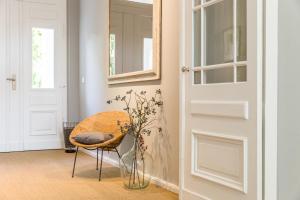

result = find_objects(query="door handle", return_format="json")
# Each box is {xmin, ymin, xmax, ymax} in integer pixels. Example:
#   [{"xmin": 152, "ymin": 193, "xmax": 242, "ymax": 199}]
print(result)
[
  {"xmin": 6, "ymin": 78, "xmax": 16, "ymax": 81},
  {"xmin": 6, "ymin": 74, "xmax": 16, "ymax": 90},
  {"xmin": 181, "ymin": 66, "xmax": 190, "ymax": 72}
]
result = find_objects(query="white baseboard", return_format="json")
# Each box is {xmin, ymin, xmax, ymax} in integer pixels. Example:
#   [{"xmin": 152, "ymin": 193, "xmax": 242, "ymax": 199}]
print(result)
[
  {"xmin": 80, "ymin": 148, "xmax": 179, "ymax": 194},
  {"xmin": 151, "ymin": 176, "xmax": 179, "ymax": 194}
]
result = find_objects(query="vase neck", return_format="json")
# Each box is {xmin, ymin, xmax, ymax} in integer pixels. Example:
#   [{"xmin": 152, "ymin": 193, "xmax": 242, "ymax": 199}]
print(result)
[{"xmin": 131, "ymin": 137, "xmax": 139, "ymax": 151}]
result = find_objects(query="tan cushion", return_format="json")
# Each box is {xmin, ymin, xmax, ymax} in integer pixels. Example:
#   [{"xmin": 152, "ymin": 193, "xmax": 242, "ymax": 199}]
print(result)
[{"xmin": 72, "ymin": 132, "xmax": 113, "ymax": 145}]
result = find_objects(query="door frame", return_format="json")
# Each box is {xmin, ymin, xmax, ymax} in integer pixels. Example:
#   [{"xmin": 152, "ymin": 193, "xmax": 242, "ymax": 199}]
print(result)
[
  {"xmin": 179, "ymin": 0, "xmax": 279, "ymax": 199},
  {"xmin": 263, "ymin": 0, "xmax": 278, "ymax": 199},
  {"xmin": 0, "ymin": 0, "xmax": 7, "ymax": 152}
]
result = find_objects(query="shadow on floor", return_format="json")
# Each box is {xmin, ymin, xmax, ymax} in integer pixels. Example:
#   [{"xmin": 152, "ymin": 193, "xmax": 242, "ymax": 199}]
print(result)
[{"xmin": 74, "ymin": 166, "xmax": 121, "ymax": 179}]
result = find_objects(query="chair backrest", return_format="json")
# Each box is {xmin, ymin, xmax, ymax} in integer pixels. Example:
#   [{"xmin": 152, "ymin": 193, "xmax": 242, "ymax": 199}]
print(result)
[{"xmin": 69, "ymin": 111, "xmax": 130, "ymax": 147}]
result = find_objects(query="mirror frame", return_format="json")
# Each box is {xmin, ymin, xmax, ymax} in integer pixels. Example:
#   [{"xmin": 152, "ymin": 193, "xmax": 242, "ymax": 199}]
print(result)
[{"xmin": 108, "ymin": 0, "xmax": 162, "ymax": 85}]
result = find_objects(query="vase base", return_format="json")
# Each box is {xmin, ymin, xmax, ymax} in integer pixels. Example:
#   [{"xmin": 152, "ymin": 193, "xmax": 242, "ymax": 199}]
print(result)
[{"xmin": 124, "ymin": 181, "xmax": 150, "ymax": 190}]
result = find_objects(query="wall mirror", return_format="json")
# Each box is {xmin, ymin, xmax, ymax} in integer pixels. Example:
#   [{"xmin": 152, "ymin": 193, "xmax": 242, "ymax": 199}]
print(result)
[{"xmin": 108, "ymin": 0, "xmax": 161, "ymax": 84}]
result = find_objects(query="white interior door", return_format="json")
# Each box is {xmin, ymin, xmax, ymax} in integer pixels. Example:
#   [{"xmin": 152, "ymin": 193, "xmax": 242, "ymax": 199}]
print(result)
[
  {"xmin": 22, "ymin": 0, "xmax": 67, "ymax": 150},
  {"xmin": 0, "ymin": 0, "xmax": 67, "ymax": 152},
  {"xmin": 180, "ymin": 0, "xmax": 263, "ymax": 200}
]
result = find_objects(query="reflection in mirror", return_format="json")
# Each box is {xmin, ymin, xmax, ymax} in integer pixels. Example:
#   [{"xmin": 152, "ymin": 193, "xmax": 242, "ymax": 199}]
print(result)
[{"xmin": 109, "ymin": 0, "xmax": 153, "ymax": 76}]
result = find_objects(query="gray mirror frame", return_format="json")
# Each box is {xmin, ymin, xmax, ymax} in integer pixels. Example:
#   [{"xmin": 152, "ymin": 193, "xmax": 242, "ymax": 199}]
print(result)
[{"xmin": 108, "ymin": 0, "xmax": 162, "ymax": 85}]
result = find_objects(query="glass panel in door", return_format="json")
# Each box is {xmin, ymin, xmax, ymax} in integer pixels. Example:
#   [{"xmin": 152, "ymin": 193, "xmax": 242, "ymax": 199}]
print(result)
[
  {"xmin": 204, "ymin": 0, "xmax": 233, "ymax": 65},
  {"xmin": 32, "ymin": 27, "xmax": 55, "ymax": 89},
  {"xmin": 237, "ymin": 0, "xmax": 247, "ymax": 61}
]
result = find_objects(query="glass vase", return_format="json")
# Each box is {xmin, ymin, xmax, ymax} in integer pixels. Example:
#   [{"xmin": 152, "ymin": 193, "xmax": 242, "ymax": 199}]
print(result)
[{"xmin": 119, "ymin": 138, "xmax": 153, "ymax": 189}]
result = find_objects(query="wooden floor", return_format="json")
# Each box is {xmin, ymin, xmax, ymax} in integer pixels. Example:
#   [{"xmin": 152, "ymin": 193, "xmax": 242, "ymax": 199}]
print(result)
[{"xmin": 0, "ymin": 150, "xmax": 178, "ymax": 200}]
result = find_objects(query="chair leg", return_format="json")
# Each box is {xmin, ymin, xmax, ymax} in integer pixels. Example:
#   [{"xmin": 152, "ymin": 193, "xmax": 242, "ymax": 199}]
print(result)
[
  {"xmin": 72, "ymin": 147, "xmax": 79, "ymax": 178},
  {"xmin": 115, "ymin": 148, "xmax": 122, "ymax": 159},
  {"xmin": 96, "ymin": 148, "xmax": 99, "ymax": 170},
  {"xmin": 98, "ymin": 148, "xmax": 104, "ymax": 181}
]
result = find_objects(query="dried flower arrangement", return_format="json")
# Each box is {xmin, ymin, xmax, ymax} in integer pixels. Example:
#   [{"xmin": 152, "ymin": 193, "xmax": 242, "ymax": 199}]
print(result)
[{"xmin": 107, "ymin": 89, "xmax": 163, "ymax": 189}]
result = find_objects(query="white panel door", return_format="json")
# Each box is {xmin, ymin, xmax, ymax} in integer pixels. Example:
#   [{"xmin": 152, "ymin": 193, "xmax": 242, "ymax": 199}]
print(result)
[
  {"xmin": 0, "ymin": 0, "xmax": 67, "ymax": 152},
  {"xmin": 22, "ymin": 0, "xmax": 67, "ymax": 150},
  {"xmin": 180, "ymin": 0, "xmax": 263, "ymax": 200}
]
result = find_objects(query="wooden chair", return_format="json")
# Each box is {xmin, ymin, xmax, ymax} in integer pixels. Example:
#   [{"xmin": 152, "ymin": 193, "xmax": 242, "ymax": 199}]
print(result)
[{"xmin": 69, "ymin": 111, "xmax": 129, "ymax": 181}]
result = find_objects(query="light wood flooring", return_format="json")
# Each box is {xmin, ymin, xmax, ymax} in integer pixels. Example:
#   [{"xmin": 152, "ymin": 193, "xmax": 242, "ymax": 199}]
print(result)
[{"xmin": 0, "ymin": 150, "xmax": 178, "ymax": 200}]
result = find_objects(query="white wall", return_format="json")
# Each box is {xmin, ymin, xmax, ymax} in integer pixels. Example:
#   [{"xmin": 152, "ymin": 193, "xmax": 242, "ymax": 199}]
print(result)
[
  {"xmin": 67, "ymin": 0, "xmax": 80, "ymax": 122},
  {"xmin": 278, "ymin": 0, "xmax": 300, "ymax": 199},
  {"xmin": 79, "ymin": 0, "xmax": 109, "ymax": 118},
  {"xmin": 79, "ymin": 0, "xmax": 180, "ymax": 186}
]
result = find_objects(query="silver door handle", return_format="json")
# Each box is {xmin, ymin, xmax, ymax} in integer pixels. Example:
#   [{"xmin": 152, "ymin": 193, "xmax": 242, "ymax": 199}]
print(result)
[
  {"xmin": 6, "ymin": 74, "xmax": 16, "ymax": 90},
  {"xmin": 6, "ymin": 78, "xmax": 16, "ymax": 81},
  {"xmin": 181, "ymin": 66, "xmax": 190, "ymax": 72}
]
